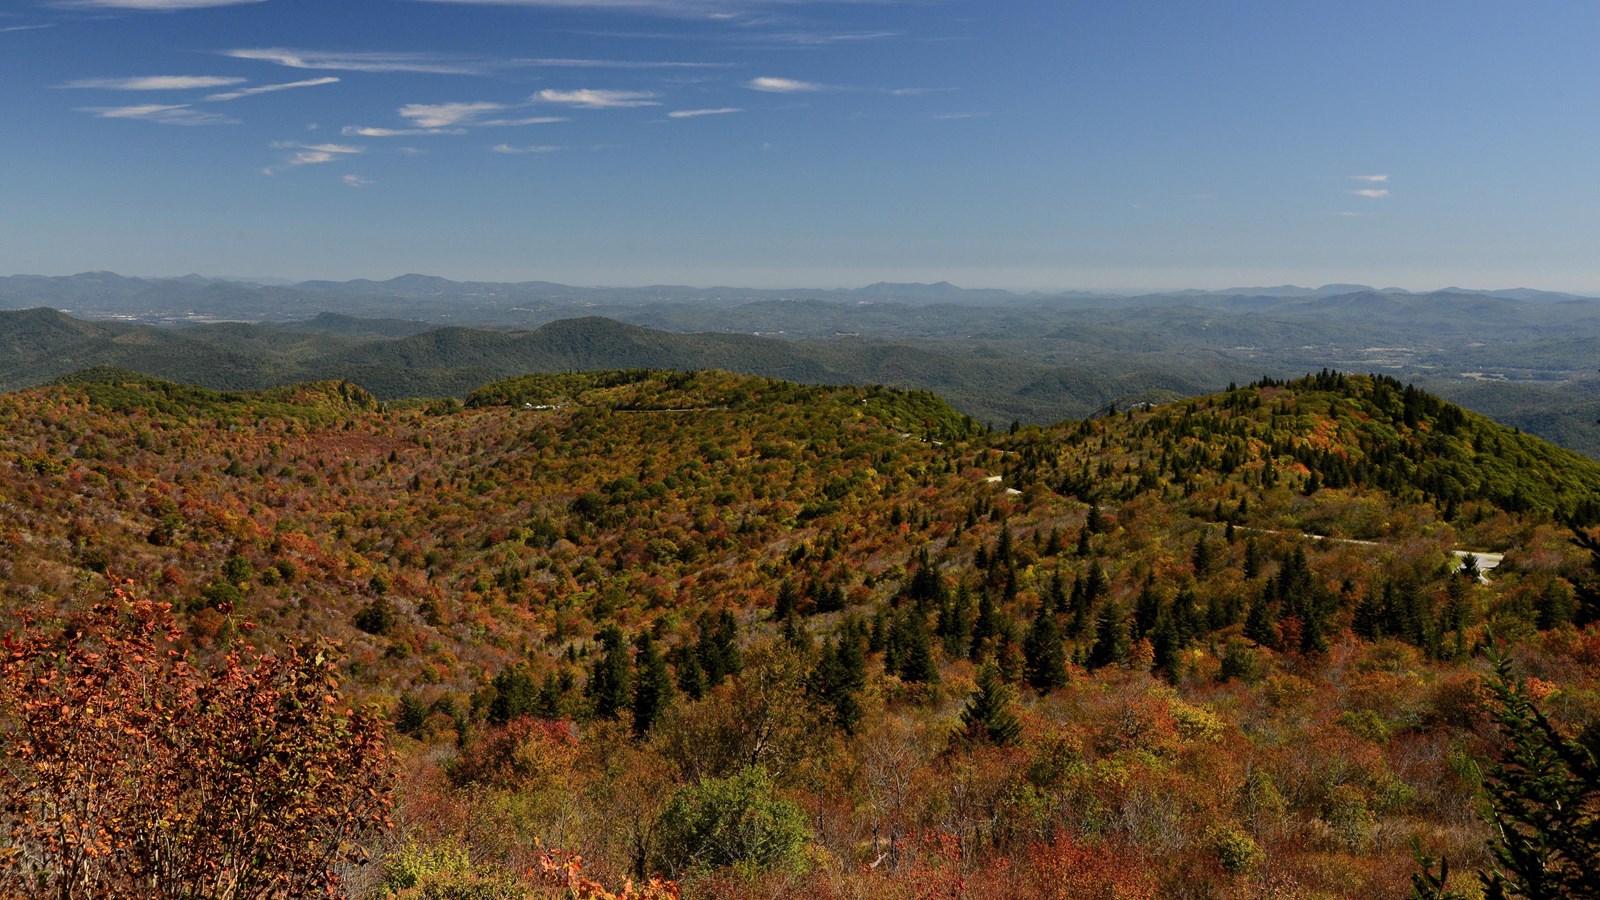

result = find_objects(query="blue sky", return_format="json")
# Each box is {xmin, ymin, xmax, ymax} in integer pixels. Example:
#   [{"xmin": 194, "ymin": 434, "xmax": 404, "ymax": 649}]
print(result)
[{"xmin": 4, "ymin": 0, "xmax": 1600, "ymax": 291}]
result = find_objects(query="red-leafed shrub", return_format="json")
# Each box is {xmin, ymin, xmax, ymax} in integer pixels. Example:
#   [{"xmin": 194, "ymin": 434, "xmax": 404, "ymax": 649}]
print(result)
[{"xmin": 0, "ymin": 581, "xmax": 393, "ymax": 898}]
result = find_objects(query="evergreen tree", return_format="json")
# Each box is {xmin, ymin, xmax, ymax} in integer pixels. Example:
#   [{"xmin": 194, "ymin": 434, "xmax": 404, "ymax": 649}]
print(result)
[
  {"xmin": 674, "ymin": 645, "xmax": 707, "ymax": 701},
  {"xmin": 1244, "ymin": 591, "xmax": 1277, "ymax": 649},
  {"xmin": 782, "ymin": 613, "xmax": 812, "ymax": 651},
  {"xmin": 958, "ymin": 663, "xmax": 1022, "ymax": 747},
  {"xmin": 488, "ymin": 665, "xmax": 539, "ymax": 725},
  {"xmin": 1150, "ymin": 614, "xmax": 1182, "ymax": 678},
  {"xmin": 696, "ymin": 609, "xmax": 742, "ymax": 687},
  {"xmin": 1479, "ymin": 648, "xmax": 1600, "ymax": 899},
  {"xmin": 810, "ymin": 633, "xmax": 867, "ymax": 734},
  {"xmin": 1132, "ymin": 580, "xmax": 1162, "ymax": 641},
  {"xmin": 904, "ymin": 547, "xmax": 945, "ymax": 608},
  {"xmin": 773, "ymin": 579, "xmax": 799, "ymax": 620},
  {"xmin": 1171, "ymin": 586, "xmax": 1203, "ymax": 646},
  {"xmin": 1022, "ymin": 602, "xmax": 1068, "ymax": 691},
  {"xmin": 970, "ymin": 589, "xmax": 1000, "ymax": 661},
  {"xmin": 936, "ymin": 583, "xmax": 974, "ymax": 658},
  {"xmin": 1353, "ymin": 587, "xmax": 1385, "ymax": 640},
  {"xmin": 1046, "ymin": 569, "xmax": 1069, "ymax": 616},
  {"xmin": 587, "ymin": 625, "xmax": 632, "ymax": 720},
  {"xmin": 815, "ymin": 582, "xmax": 846, "ymax": 615},
  {"xmin": 895, "ymin": 610, "xmax": 939, "ymax": 684},
  {"xmin": 1087, "ymin": 602, "xmax": 1131, "ymax": 670},
  {"xmin": 631, "ymin": 631, "xmax": 673, "ymax": 738},
  {"xmin": 1192, "ymin": 536, "xmax": 1215, "ymax": 577},
  {"xmin": 534, "ymin": 670, "xmax": 569, "ymax": 719},
  {"xmin": 1083, "ymin": 563, "xmax": 1109, "ymax": 607}
]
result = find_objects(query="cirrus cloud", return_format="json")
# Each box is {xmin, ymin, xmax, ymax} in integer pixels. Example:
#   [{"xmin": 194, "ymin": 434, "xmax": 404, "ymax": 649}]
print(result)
[
  {"xmin": 747, "ymin": 76, "xmax": 822, "ymax": 93},
  {"xmin": 61, "ymin": 75, "xmax": 246, "ymax": 91},
  {"xmin": 207, "ymin": 77, "xmax": 340, "ymax": 101},
  {"xmin": 399, "ymin": 101, "xmax": 508, "ymax": 128},
  {"xmin": 59, "ymin": 0, "xmax": 265, "ymax": 8},
  {"xmin": 76, "ymin": 103, "xmax": 238, "ymax": 125},
  {"xmin": 263, "ymin": 141, "xmax": 364, "ymax": 175},
  {"xmin": 536, "ymin": 88, "xmax": 659, "ymax": 108},
  {"xmin": 668, "ymin": 107, "xmax": 743, "ymax": 118},
  {"xmin": 226, "ymin": 48, "xmax": 483, "ymax": 75},
  {"xmin": 490, "ymin": 144, "xmax": 565, "ymax": 154}
]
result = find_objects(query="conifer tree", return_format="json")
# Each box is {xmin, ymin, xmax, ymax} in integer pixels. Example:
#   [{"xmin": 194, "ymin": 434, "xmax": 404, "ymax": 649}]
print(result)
[
  {"xmin": 1046, "ymin": 569, "xmax": 1069, "ymax": 615},
  {"xmin": 970, "ymin": 589, "xmax": 1000, "ymax": 661},
  {"xmin": 937, "ymin": 583, "xmax": 974, "ymax": 658},
  {"xmin": 488, "ymin": 666, "xmax": 539, "ymax": 725},
  {"xmin": 587, "ymin": 625, "xmax": 632, "ymax": 720},
  {"xmin": 773, "ymin": 579, "xmax": 799, "ymax": 620},
  {"xmin": 1088, "ymin": 602, "xmax": 1131, "ymax": 670},
  {"xmin": 631, "ymin": 631, "xmax": 673, "ymax": 738},
  {"xmin": 674, "ymin": 645, "xmax": 706, "ymax": 701},
  {"xmin": 1245, "ymin": 590, "xmax": 1277, "ymax": 649},
  {"xmin": 1022, "ymin": 602, "xmax": 1068, "ymax": 691},
  {"xmin": 1478, "ymin": 648, "xmax": 1600, "ymax": 899},
  {"xmin": 810, "ymin": 633, "xmax": 867, "ymax": 734},
  {"xmin": 1132, "ymin": 580, "xmax": 1162, "ymax": 641},
  {"xmin": 895, "ymin": 610, "xmax": 939, "ymax": 684},
  {"xmin": 535, "ymin": 671, "xmax": 569, "ymax": 719},
  {"xmin": 1192, "ymin": 536, "xmax": 1215, "ymax": 577},
  {"xmin": 1151, "ymin": 614, "xmax": 1182, "ymax": 678},
  {"xmin": 958, "ymin": 662, "xmax": 1021, "ymax": 747}
]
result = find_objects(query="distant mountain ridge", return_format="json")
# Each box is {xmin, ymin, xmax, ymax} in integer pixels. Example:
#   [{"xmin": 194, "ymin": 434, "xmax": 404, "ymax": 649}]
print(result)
[
  {"xmin": 0, "ymin": 308, "xmax": 1214, "ymax": 428},
  {"xmin": 2, "ymin": 273, "xmax": 1598, "ymax": 460},
  {"xmin": 2, "ymin": 271, "xmax": 1594, "ymax": 324}
]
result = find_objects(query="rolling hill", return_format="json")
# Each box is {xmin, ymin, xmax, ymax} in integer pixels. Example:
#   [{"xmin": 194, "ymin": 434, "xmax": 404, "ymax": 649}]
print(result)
[{"xmin": 0, "ymin": 368, "xmax": 1596, "ymax": 895}]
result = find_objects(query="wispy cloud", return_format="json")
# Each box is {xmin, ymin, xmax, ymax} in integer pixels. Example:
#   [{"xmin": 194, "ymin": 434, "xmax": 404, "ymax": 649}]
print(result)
[
  {"xmin": 756, "ymin": 30, "xmax": 899, "ymax": 46},
  {"xmin": 747, "ymin": 76, "xmax": 822, "ymax": 92},
  {"xmin": 536, "ymin": 88, "xmax": 660, "ymax": 108},
  {"xmin": 399, "ymin": 101, "xmax": 508, "ymax": 128},
  {"xmin": 226, "ymin": 48, "xmax": 483, "ymax": 75},
  {"xmin": 342, "ymin": 125, "xmax": 466, "ymax": 137},
  {"xmin": 668, "ymin": 107, "xmax": 742, "ymax": 118},
  {"xmin": 508, "ymin": 57, "xmax": 727, "ymax": 69},
  {"xmin": 207, "ymin": 77, "xmax": 340, "ymax": 101},
  {"xmin": 342, "ymin": 174, "xmax": 372, "ymax": 187},
  {"xmin": 480, "ymin": 115, "xmax": 568, "ymax": 126},
  {"xmin": 490, "ymin": 144, "xmax": 564, "ymax": 153},
  {"xmin": 61, "ymin": 0, "xmax": 265, "ymax": 8},
  {"xmin": 61, "ymin": 75, "xmax": 246, "ymax": 90},
  {"xmin": 931, "ymin": 111, "xmax": 986, "ymax": 120},
  {"xmin": 412, "ymin": 0, "xmax": 893, "ymax": 20},
  {"xmin": 76, "ymin": 103, "xmax": 238, "ymax": 125},
  {"xmin": 1, "ymin": 24, "xmax": 56, "ymax": 33},
  {"xmin": 264, "ymin": 141, "xmax": 364, "ymax": 174},
  {"xmin": 411, "ymin": 0, "xmax": 790, "ymax": 14},
  {"xmin": 1349, "ymin": 174, "xmax": 1389, "ymax": 183},
  {"xmin": 1350, "ymin": 188, "xmax": 1389, "ymax": 198}
]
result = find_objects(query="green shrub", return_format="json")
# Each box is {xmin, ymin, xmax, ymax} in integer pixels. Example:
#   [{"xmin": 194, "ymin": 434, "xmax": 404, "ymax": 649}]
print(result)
[
  {"xmin": 651, "ymin": 767, "xmax": 811, "ymax": 878},
  {"xmin": 1209, "ymin": 823, "xmax": 1265, "ymax": 874}
]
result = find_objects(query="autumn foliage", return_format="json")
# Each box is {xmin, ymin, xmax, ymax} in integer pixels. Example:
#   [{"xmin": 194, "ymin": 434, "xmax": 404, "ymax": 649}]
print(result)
[
  {"xmin": 0, "ymin": 370, "xmax": 1598, "ymax": 896},
  {"xmin": 0, "ymin": 582, "xmax": 393, "ymax": 899}
]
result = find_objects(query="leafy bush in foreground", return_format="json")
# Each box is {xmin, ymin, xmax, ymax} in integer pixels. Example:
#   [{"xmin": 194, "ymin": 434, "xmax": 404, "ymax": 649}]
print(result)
[{"xmin": 0, "ymin": 583, "xmax": 393, "ymax": 899}]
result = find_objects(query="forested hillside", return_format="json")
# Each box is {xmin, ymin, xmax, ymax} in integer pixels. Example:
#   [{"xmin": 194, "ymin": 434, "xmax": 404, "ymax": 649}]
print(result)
[{"xmin": 0, "ymin": 370, "xmax": 1596, "ymax": 898}]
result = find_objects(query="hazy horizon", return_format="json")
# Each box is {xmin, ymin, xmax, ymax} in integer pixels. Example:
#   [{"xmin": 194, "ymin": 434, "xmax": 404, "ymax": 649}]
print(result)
[{"xmin": 5, "ymin": 268, "xmax": 1598, "ymax": 300}]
